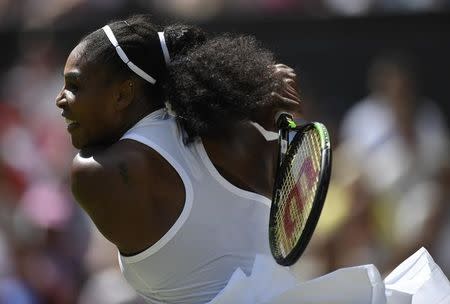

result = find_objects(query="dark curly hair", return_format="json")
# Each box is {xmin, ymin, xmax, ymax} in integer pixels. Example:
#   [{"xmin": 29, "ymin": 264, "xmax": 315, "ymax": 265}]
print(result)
[
  {"xmin": 80, "ymin": 15, "xmax": 279, "ymax": 142},
  {"xmin": 166, "ymin": 34, "xmax": 278, "ymax": 141}
]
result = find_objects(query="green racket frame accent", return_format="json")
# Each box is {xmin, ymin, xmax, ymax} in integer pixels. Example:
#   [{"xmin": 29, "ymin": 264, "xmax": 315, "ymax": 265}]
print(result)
[{"xmin": 269, "ymin": 122, "xmax": 332, "ymax": 266}]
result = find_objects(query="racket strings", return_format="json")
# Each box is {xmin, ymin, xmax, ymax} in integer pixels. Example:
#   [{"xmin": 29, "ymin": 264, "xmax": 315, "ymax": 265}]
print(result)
[{"xmin": 273, "ymin": 129, "xmax": 322, "ymax": 258}]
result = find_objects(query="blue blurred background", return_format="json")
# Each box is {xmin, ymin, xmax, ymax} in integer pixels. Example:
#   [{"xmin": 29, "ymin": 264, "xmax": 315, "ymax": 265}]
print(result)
[{"xmin": 0, "ymin": 1, "xmax": 449, "ymax": 303}]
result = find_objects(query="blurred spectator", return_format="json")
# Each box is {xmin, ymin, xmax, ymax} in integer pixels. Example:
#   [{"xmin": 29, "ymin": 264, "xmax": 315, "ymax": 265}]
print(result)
[
  {"xmin": 323, "ymin": 0, "xmax": 373, "ymax": 15},
  {"xmin": 147, "ymin": 0, "xmax": 224, "ymax": 20},
  {"xmin": 334, "ymin": 51, "xmax": 449, "ymax": 274},
  {"xmin": 21, "ymin": 0, "xmax": 85, "ymax": 29},
  {"xmin": 374, "ymin": 0, "xmax": 440, "ymax": 13},
  {"xmin": 0, "ymin": 0, "xmax": 449, "ymax": 28},
  {"xmin": 78, "ymin": 268, "xmax": 142, "ymax": 304},
  {"xmin": 0, "ymin": 29, "xmax": 92, "ymax": 304},
  {"xmin": 78, "ymin": 223, "xmax": 142, "ymax": 304}
]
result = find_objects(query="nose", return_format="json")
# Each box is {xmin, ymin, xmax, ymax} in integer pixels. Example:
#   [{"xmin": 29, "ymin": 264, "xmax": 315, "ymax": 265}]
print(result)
[{"xmin": 55, "ymin": 89, "xmax": 67, "ymax": 109}]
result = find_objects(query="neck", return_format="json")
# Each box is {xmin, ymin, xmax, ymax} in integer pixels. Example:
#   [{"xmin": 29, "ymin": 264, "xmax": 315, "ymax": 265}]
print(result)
[
  {"xmin": 120, "ymin": 97, "xmax": 163, "ymax": 135},
  {"xmin": 202, "ymin": 120, "xmax": 247, "ymax": 142},
  {"xmin": 81, "ymin": 99, "xmax": 162, "ymax": 154}
]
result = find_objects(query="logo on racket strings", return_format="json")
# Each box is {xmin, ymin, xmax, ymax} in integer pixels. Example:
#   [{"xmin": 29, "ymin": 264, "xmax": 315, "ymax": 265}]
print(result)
[{"xmin": 282, "ymin": 157, "xmax": 317, "ymax": 240}]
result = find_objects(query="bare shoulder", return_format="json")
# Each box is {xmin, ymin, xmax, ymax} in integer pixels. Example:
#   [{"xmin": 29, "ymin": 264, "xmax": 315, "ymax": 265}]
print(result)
[
  {"xmin": 71, "ymin": 141, "xmax": 152, "ymax": 201},
  {"xmin": 70, "ymin": 140, "xmax": 185, "ymax": 252},
  {"xmin": 70, "ymin": 141, "xmax": 156, "ymax": 241}
]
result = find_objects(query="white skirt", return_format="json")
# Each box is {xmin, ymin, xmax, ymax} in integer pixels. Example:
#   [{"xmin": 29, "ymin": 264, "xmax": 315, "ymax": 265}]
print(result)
[{"xmin": 208, "ymin": 248, "xmax": 450, "ymax": 304}]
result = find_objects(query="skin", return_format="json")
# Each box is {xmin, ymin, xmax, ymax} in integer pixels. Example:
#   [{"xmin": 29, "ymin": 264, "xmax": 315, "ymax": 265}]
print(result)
[{"xmin": 56, "ymin": 41, "xmax": 301, "ymax": 256}]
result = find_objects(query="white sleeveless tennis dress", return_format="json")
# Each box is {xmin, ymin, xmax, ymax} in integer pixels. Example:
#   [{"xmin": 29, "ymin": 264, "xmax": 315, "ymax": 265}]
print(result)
[
  {"xmin": 117, "ymin": 109, "xmax": 450, "ymax": 304},
  {"xmin": 118, "ymin": 109, "xmax": 272, "ymax": 304}
]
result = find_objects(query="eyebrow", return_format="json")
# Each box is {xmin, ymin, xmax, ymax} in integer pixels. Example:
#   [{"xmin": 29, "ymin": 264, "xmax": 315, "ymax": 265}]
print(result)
[{"xmin": 64, "ymin": 71, "xmax": 81, "ymax": 80}]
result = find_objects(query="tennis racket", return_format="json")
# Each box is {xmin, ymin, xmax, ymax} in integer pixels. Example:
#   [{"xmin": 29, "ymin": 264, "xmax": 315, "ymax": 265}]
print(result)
[{"xmin": 269, "ymin": 113, "xmax": 332, "ymax": 266}]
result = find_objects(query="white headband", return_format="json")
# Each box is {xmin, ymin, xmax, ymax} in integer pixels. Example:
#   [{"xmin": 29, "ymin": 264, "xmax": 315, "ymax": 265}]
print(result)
[
  {"xmin": 158, "ymin": 32, "xmax": 171, "ymax": 65},
  {"xmin": 102, "ymin": 25, "xmax": 171, "ymax": 84}
]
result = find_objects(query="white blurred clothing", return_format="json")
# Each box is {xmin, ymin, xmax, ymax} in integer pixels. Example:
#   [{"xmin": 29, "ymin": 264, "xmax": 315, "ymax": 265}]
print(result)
[
  {"xmin": 340, "ymin": 95, "xmax": 448, "ymax": 247},
  {"xmin": 340, "ymin": 95, "xmax": 448, "ymax": 193},
  {"xmin": 208, "ymin": 248, "xmax": 450, "ymax": 304}
]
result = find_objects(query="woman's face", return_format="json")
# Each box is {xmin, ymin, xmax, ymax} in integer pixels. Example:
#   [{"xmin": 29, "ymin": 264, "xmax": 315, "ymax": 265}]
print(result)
[{"xmin": 55, "ymin": 41, "xmax": 122, "ymax": 149}]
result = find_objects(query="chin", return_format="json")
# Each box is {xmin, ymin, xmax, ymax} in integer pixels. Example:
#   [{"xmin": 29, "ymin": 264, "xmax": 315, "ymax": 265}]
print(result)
[
  {"xmin": 70, "ymin": 133, "xmax": 102, "ymax": 150},
  {"xmin": 70, "ymin": 135, "xmax": 86, "ymax": 150},
  {"xmin": 75, "ymin": 139, "xmax": 116, "ymax": 154}
]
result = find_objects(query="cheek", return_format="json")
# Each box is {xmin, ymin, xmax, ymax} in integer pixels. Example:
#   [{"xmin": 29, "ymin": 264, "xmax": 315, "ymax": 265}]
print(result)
[
  {"xmin": 93, "ymin": 94, "xmax": 119, "ymax": 128},
  {"xmin": 82, "ymin": 94, "xmax": 120, "ymax": 141},
  {"xmin": 76, "ymin": 88, "xmax": 111, "ymax": 121},
  {"xmin": 67, "ymin": 95, "xmax": 105, "ymax": 146}
]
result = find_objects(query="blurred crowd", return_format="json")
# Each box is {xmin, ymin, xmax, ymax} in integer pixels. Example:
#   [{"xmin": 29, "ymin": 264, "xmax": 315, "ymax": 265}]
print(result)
[
  {"xmin": 0, "ymin": 1, "xmax": 449, "ymax": 304},
  {"xmin": 0, "ymin": 0, "xmax": 450, "ymax": 28},
  {"xmin": 297, "ymin": 51, "xmax": 450, "ymax": 282},
  {"xmin": 0, "ymin": 35, "xmax": 142, "ymax": 303}
]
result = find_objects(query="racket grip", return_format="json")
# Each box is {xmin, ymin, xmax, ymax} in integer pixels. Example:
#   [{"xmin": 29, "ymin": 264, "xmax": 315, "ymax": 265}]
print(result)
[{"xmin": 275, "ymin": 112, "xmax": 294, "ymax": 130}]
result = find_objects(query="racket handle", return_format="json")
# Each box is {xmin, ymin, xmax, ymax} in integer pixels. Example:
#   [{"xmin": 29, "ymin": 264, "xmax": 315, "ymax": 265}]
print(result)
[
  {"xmin": 275, "ymin": 112, "xmax": 294, "ymax": 130},
  {"xmin": 276, "ymin": 112, "xmax": 292, "ymax": 165}
]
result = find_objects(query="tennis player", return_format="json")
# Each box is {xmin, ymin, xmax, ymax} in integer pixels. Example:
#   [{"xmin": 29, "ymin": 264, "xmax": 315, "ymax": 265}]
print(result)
[
  {"xmin": 56, "ymin": 15, "xmax": 300, "ymax": 304},
  {"xmin": 57, "ymin": 15, "xmax": 450, "ymax": 304}
]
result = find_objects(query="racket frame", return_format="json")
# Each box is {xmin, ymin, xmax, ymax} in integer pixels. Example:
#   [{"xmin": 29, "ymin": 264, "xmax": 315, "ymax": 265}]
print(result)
[{"xmin": 269, "ymin": 120, "xmax": 332, "ymax": 266}]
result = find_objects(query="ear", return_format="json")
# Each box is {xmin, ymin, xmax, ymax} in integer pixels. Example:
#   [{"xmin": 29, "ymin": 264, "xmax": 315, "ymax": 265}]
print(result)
[{"xmin": 114, "ymin": 80, "xmax": 135, "ymax": 111}]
